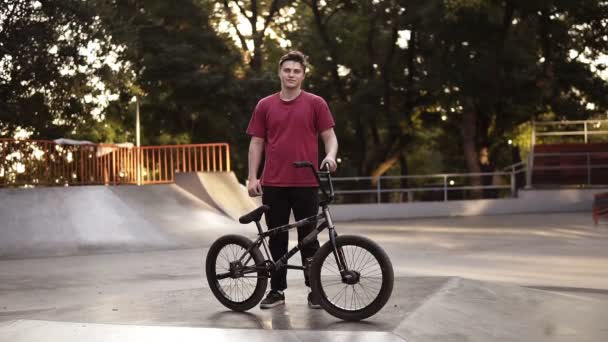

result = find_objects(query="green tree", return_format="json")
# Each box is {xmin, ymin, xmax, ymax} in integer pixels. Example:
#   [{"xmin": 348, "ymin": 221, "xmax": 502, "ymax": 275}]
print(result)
[
  {"xmin": 96, "ymin": 0, "xmax": 242, "ymax": 144},
  {"xmin": 98, "ymin": 0, "xmax": 278, "ymax": 177},
  {"xmin": 435, "ymin": 0, "xmax": 608, "ymax": 177},
  {"xmin": 0, "ymin": 0, "xmax": 128, "ymax": 139},
  {"xmin": 213, "ymin": 0, "xmax": 296, "ymax": 73},
  {"xmin": 287, "ymin": 0, "xmax": 444, "ymax": 180}
]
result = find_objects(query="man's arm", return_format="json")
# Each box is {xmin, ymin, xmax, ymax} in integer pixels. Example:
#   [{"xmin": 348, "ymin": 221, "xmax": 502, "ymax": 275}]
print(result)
[
  {"xmin": 320, "ymin": 128, "xmax": 338, "ymax": 172},
  {"xmin": 247, "ymin": 137, "xmax": 265, "ymax": 196}
]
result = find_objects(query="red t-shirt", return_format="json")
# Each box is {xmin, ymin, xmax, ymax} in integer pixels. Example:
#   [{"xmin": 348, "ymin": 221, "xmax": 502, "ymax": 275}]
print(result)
[{"xmin": 246, "ymin": 91, "xmax": 335, "ymax": 187}]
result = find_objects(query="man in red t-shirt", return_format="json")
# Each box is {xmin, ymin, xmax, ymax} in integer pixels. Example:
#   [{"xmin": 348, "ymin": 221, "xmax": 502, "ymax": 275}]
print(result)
[{"xmin": 246, "ymin": 51, "xmax": 338, "ymax": 309}]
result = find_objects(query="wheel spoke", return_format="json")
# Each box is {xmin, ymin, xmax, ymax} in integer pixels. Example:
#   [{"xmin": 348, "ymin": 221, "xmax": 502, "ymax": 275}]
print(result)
[
  {"xmin": 319, "ymin": 242, "xmax": 386, "ymax": 312},
  {"xmin": 322, "ymin": 262, "xmax": 341, "ymax": 276},
  {"xmin": 357, "ymin": 254, "xmax": 377, "ymax": 273},
  {"xmin": 353, "ymin": 286, "xmax": 364, "ymax": 310},
  {"xmin": 357, "ymin": 283, "xmax": 374, "ymax": 303},
  {"xmin": 214, "ymin": 243, "xmax": 261, "ymax": 303}
]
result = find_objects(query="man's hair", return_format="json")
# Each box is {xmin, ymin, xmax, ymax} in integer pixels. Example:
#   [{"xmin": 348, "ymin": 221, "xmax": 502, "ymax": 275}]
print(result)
[{"xmin": 279, "ymin": 51, "xmax": 308, "ymax": 72}]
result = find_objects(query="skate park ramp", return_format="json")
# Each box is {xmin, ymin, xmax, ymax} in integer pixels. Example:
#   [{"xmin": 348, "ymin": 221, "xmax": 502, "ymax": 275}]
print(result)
[
  {"xmin": 175, "ymin": 171, "xmax": 261, "ymax": 221},
  {"xmin": 0, "ymin": 184, "xmax": 245, "ymax": 259},
  {"xmin": 1, "ymin": 206, "xmax": 607, "ymax": 341},
  {"xmin": 0, "ymin": 276, "xmax": 606, "ymax": 341},
  {"xmin": 392, "ymin": 277, "xmax": 607, "ymax": 342}
]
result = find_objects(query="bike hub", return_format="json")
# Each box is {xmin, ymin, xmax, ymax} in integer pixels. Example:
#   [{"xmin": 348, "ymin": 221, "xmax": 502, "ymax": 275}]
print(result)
[
  {"xmin": 229, "ymin": 261, "xmax": 243, "ymax": 278},
  {"xmin": 341, "ymin": 270, "xmax": 360, "ymax": 285}
]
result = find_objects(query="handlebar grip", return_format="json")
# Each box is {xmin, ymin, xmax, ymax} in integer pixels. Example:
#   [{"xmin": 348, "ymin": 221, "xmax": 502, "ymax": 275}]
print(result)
[{"xmin": 293, "ymin": 161, "xmax": 313, "ymax": 168}]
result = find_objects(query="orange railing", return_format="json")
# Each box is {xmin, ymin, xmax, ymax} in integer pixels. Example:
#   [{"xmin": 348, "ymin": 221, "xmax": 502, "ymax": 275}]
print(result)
[
  {"xmin": 138, "ymin": 144, "xmax": 231, "ymax": 184},
  {"xmin": 0, "ymin": 139, "xmax": 230, "ymax": 187}
]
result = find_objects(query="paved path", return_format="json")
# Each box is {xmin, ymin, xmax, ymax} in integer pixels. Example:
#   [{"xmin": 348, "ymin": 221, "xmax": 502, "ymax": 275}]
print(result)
[{"xmin": 1, "ymin": 212, "xmax": 608, "ymax": 341}]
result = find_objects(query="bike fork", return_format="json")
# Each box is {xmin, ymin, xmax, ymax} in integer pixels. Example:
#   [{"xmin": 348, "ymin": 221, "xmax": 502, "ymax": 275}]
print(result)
[{"xmin": 324, "ymin": 207, "xmax": 348, "ymax": 273}]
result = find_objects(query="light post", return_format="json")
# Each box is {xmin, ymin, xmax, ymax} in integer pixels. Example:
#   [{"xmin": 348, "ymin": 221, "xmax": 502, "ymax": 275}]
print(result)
[{"xmin": 135, "ymin": 96, "xmax": 142, "ymax": 186}]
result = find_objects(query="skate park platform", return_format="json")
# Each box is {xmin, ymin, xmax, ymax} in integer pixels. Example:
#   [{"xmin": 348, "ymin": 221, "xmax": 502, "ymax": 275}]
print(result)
[{"xmin": 1, "ymin": 180, "xmax": 608, "ymax": 341}]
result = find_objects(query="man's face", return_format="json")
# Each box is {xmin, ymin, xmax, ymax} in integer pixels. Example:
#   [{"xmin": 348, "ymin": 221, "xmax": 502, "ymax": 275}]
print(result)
[
  {"xmin": 279, "ymin": 60, "xmax": 305, "ymax": 90},
  {"xmin": 479, "ymin": 148, "xmax": 489, "ymax": 163}
]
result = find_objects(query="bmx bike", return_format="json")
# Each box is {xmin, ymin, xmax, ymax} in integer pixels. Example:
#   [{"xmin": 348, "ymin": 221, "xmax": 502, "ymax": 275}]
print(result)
[{"xmin": 205, "ymin": 161, "xmax": 394, "ymax": 321}]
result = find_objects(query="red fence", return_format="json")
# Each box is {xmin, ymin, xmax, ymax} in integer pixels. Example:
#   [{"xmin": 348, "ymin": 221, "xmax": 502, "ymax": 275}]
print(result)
[
  {"xmin": 532, "ymin": 143, "xmax": 608, "ymax": 185},
  {"xmin": 593, "ymin": 192, "xmax": 608, "ymax": 225},
  {"xmin": 0, "ymin": 139, "xmax": 230, "ymax": 187}
]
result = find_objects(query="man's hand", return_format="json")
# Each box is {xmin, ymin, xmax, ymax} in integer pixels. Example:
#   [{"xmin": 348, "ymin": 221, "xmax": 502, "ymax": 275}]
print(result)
[
  {"xmin": 247, "ymin": 179, "xmax": 263, "ymax": 197},
  {"xmin": 320, "ymin": 156, "xmax": 337, "ymax": 172},
  {"xmin": 320, "ymin": 128, "xmax": 338, "ymax": 173}
]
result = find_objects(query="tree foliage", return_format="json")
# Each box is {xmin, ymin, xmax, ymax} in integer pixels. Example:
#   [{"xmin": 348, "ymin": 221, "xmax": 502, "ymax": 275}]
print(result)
[
  {"xmin": 0, "ymin": 0, "xmax": 128, "ymax": 138},
  {"xmin": 2, "ymin": 0, "xmax": 608, "ymax": 181},
  {"xmin": 98, "ymin": 0, "xmax": 242, "ymax": 145}
]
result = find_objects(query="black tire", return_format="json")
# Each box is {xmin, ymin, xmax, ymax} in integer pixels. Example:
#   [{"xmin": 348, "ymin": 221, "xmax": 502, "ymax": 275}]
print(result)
[
  {"xmin": 310, "ymin": 235, "xmax": 394, "ymax": 321},
  {"xmin": 205, "ymin": 234, "xmax": 268, "ymax": 311}
]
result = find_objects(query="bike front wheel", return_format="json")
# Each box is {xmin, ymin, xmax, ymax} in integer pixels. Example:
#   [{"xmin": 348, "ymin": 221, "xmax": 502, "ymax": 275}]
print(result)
[
  {"xmin": 310, "ymin": 235, "xmax": 394, "ymax": 321},
  {"xmin": 205, "ymin": 234, "xmax": 268, "ymax": 311}
]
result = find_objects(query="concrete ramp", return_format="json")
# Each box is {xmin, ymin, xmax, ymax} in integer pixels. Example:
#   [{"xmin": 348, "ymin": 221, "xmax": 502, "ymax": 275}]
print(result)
[
  {"xmin": 107, "ymin": 185, "xmax": 243, "ymax": 243},
  {"xmin": 175, "ymin": 172, "xmax": 261, "ymax": 221},
  {"xmin": 0, "ymin": 320, "xmax": 402, "ymax": 342},
  {"xmin": 393, "ymin": 277, "xmax": 608, "ymax": 342},
  {"xmin": 0, "ymin": 186, "xmax": 170, "ymax": 259},
  {"xmin": 1, "ymin": 276, "xmax": 606, "ymax": 341},
  {"xmin": 0, "ymin": 185, "xmax": 246, "ymax": 259}
]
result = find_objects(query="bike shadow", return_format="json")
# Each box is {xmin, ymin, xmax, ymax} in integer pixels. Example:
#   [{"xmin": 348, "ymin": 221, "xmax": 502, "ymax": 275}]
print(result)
[
  {"xmin": 208, "ymin": 308, "xmax": 384, "ymax": 331},
  {"xmin": 207, "ymin": 309, "xmax": 294, "ymax": 330},
  {"xmin": 207, "ymin": 310, "xmax": 265, "ymax": 329}
]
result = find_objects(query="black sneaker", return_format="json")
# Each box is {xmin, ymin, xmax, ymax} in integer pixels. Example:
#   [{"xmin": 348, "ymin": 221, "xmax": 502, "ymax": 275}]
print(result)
[
  {"xmin": 260, "ymin": 290, "xmax": 285, "ymax": 309},
  {"xmin": 308, "ymin": 292, "xmax": 321, "ymax": 309}
]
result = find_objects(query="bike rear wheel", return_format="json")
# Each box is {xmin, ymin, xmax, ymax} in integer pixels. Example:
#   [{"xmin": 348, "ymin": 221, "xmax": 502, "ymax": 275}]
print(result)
[
  {"xmin": 205, "ymin": 234, "xmax": 268, "ymax": 311},
  {"xmin": 310, "ymin": 235, "xmax": 394, "ymax": 321}
]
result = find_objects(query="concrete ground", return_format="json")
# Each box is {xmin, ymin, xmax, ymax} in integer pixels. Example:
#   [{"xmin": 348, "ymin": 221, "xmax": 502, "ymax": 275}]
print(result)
[{"xmin": 1, "ymin": 212, "xmax": 608, "ymax": 341}]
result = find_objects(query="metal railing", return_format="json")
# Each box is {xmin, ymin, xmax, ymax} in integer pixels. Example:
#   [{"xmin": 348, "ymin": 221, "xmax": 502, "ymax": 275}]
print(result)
[
  {"xmin": 531, "ymin": 151, "xmax": 608, "ymax": 186},
  {"xmin": 0, "ymin": 139, "xmax": 230, "ymax": 187},
  {"xmin": 533, "ymin": 120, "xmax": 608, "ymax": 144},
  {"xmin": 138, "ymin": 143, "xmax": 231, "ymax": 184},
  {"xmin": 331, "ymin": 166, "xmax": 526, "ymax": 203},
  {"xmin": 329, "ymin": 147, "xmax": 608, "ymax": 203},
  {"xmin": 528, "ymin": 119, "xmax": 608, "ymax": 186}
]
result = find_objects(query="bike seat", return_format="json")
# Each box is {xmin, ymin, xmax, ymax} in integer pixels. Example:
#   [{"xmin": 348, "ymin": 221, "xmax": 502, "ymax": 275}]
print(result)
[{"xmin": 239, "ymin": 205, "xmax": 270, "ymax": 224}]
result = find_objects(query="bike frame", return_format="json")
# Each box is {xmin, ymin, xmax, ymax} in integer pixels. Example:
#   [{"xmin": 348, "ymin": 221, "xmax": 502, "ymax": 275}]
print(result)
[{"xmin": 215, "ymin": 162, "xmax": 349, "ymax": 281}]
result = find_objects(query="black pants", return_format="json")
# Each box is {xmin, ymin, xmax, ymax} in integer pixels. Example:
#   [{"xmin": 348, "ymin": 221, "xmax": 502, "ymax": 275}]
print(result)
[{"xmin": 262, "ymin": 186, "xmax": 320, "ymax": 292}]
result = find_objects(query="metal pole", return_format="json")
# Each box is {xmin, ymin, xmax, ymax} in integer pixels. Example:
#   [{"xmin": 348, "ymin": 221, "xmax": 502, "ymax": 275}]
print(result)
[
  {"xmin": 443, "ymin": 175, "xmax": 448, "ymax": 201},
  {"xmin": 136, "ymin": 96, "xmax": 142, "ymax": 186},
  {"xmin": 511, "ymin": 171, "xmax": 516, "ymax": 197},
  {"xmin": 226, "ymin": 144, "xmax": 231, "ymax": 172},
  {"xmin": 527, "ymin": 121, "xmax": 535, "ymax": 189},
  {"xmin": 376, "ymin": 177, "xmax": 381, "ymax": 203},
  {"xmin": 112, "ymin": 149, "xmax": 116, "ymax": 186},
  {"xmin": 526, "ymin": 154, "xmax": 532, "ymax": 188},
  {"xmin": 584, "ymin": 121, "xmax": 588, "ymax": 144},
  {"xmin": 531, "ymin": 120, "xmax": 536, "ymax": 146},
  {"xmin": 587, "ymin": 152, "xmax": 591, "ymax": 185}
]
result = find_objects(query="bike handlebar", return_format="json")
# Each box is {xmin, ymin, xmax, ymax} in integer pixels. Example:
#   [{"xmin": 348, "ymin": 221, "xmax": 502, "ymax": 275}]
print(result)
[{"xmin": 293, "ymin": 161, "xmax": 335, "ymax": 203}]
